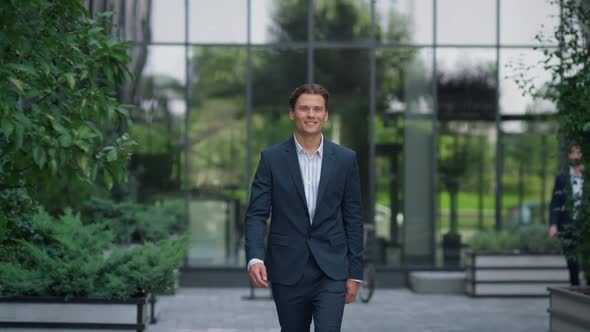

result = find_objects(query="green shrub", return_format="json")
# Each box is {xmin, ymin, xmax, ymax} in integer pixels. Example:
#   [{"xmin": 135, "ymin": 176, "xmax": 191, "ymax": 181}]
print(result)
[
  {"xmin": 468, "ymin": 224, "xmax": 561, "ymax": 254},
  {"xmin": 81, "ymin": 197, "xmax": 186, "ymax": 244},
  {"xmin": 0, "ymin": 208, "xmax": 188, "ymax": 300}
]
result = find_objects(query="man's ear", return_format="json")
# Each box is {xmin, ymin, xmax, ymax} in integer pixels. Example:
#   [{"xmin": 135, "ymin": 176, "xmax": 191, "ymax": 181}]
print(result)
[{"xmin": 289, "ymin": 110, "xmax": 295, "ymax": 120}]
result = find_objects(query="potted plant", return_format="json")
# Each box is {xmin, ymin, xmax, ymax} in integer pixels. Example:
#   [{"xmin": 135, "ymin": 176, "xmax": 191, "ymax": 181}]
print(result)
[{"xmin": 465, "ymin": 225, "xmax": 566, "ymax": 297}]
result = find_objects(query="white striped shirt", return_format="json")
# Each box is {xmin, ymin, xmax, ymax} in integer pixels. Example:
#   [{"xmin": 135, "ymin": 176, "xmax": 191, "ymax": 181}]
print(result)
[{"xmin": 293, "ymin": 134, "xmax": 324, "ymax": 224}]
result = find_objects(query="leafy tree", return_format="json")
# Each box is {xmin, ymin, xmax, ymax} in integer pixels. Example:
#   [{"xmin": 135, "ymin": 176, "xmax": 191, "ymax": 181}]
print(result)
[
  {"xmin": 0, "ymin": 1, "xmax": 135, "ymax": 251},
  {"xmin": 522, "ymin": 0, "xmax": 590, "ymax": 277}
]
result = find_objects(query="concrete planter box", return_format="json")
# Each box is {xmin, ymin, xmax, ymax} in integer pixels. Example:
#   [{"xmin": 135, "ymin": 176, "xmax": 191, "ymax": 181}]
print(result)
[
  {"xmin": 409, "ymin": 271, "xmax": 465, "ymax": 294},
  {"xmin": 0, "ymin": 295, "xmax": 151, "ymax": 331},
  {"xmin": 465, "ymin": 250, "xmax": 569, "ymax": 297},
  {"xmin": 548, "ymin": 287, "xmax": 590, "ymax": 331}
]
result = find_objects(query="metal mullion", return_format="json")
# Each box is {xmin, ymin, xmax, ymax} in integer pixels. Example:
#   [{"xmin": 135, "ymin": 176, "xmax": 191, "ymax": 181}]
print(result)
[
  {"xmin": 125, "ymin": 41, "xmax": 561, "ymax": 50},
  {"xmin": 182, "ymin": 0, "xmax": 191, "ymax": 268},
  {"xmin": 494, "ymin": 0, "xmax": 502, "ymax": 231},
  {"xmin": 431, "ymin": 0, "xmax": 439, "ymax": 267},
  {"xmin": 369, "ymin": 0, "xmax": 376, "ymax": 227},
  {"xmin": 246, "ymin": 0, "xmax": 253, "ymax": 208},
  {"xmin": 307, "ymin": 0, "xmax": 314, "ymax": 83}
]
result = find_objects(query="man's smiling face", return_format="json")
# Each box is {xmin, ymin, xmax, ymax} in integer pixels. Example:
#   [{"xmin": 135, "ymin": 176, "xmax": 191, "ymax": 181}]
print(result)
[{"xmin": 290, "ymin": 93, "xmax": 328, "ymax": 137}]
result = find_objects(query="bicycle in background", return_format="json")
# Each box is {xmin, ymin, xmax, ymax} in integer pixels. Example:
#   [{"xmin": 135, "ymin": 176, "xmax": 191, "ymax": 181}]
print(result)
[{"xmin": 358, "ymin": 223, "xmax": 376, "ymax": 303}]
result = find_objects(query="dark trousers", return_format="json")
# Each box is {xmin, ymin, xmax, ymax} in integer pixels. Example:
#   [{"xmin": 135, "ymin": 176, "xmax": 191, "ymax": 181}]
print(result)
[
  {"xmin": 563, "ymin": 238, "xmax": 589, "ymax": 286},
  {"xmin": 566, "ymin": 255, "xmax": 581, "ymax": 286},
  {"xmin": 271, "ymin": 255, "xmax": 346, "ymax": 332}
]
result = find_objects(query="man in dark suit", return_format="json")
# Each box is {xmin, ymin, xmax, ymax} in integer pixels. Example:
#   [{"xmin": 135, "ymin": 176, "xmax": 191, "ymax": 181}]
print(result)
[
  {"xmin": 245, "ymin": 83, "xmax": 364, "ymax": 332},
  {"xmin": 549, "ymin": 143, "xmax": 587, "ymax": 286}
]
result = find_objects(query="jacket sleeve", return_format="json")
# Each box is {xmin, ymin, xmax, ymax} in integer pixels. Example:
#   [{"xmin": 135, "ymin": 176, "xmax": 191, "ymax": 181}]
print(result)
[
  {"xmin": 245, "ymin": 152, "xmax": 272, "ymax": 264},
  {"xmin": 342, "ymin": 152, "xmax": 364, "ymax": 281},
  {"xmin": 549, "ymin": 175, "xmax": 564, "ymax": 227}
]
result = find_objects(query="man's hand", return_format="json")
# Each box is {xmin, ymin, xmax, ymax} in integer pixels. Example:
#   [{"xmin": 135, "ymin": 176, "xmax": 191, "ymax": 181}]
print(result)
[
  {"xmin": 248, "ymin": 262, "xmax": 269, "ymax": 288},
  {"xmin": 345, "ymin": 279, "xmax": 360, "ymax": 304},
  {"xmin": 549, "ymin": 225, "xmax": 558, "ymax": 238}
]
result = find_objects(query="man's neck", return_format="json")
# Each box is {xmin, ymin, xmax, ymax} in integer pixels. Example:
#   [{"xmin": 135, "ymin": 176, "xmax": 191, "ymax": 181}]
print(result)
[
  {"xmin": 294, "ymin": 132, "xmax": 322, "ymax": 156},
  {"xmin": 571, "ymin": 165, "xmax": 584, "ymax": 176}
]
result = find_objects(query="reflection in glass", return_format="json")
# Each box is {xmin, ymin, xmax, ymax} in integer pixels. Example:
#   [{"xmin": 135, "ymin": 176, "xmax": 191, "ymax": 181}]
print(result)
[
  {"xmin": 499, "ymin": 49, "xmax": 557, "ymax": 114},
  {"xmin": 315, "ymin": 49, "xmax": 370, "ymax": 219},
  {"xmin": 437, "ymin": 0, "xmax": 496, "ymax": 45},
  {"xmin": 314, "ymin": 0, "xmax": 372, "ymax": 42},
  {"xmin": 436, "ymin": 49, "xmax": 497, "ymax": 121},
  {"xmin": 436, "ymin": 121, "xmax": 496, "ymax": 267},
  {"xmin": 150, "ymin": 0, "xmax": 185, "ymax": 42},
  {"xmin": 500, "ymin": 120, "xmax": 559, "ymax": 229},
  {"xmin": 126, "ymin": 46, "xmax": 186, "ymax": 202},
  {"xmin": 375, "ymin": 48, "xmax": 432, "ymax": 266},
  {"xmin": 112, "ymin": 0, "xmax": 184, "ymax": 43},
  {"xmin": 500, "ymin": 0, "xmax": 559, "ymax": 45},
  {"xmin": 251, "ymin": 0, "xmax": 308, "ymax": 43},
  {"xmin": 250, "ymin": 48, "xmax": 307, "ymax": 173},
  {"xmin": 186, "ymin": 47, "xmax": 247, "ymax": 266},
  {"xmin": 376, "ymin": 0, "xmax": 432, "ymax": 45},
  {"xmin": 189, "ymin": 0, "xmax": 247, "ymax": 43}
]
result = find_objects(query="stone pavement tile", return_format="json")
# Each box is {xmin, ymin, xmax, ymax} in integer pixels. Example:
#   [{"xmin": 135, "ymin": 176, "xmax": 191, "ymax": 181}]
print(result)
[{"xmin": 149, "ymin": 288, "xmax": 549, "ymax": 332}]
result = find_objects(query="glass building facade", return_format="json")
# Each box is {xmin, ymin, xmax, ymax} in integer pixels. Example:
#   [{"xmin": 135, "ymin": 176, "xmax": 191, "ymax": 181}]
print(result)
[{"xmin": 88, "ymin": 0, "xmax": 561, "ymax": 270}]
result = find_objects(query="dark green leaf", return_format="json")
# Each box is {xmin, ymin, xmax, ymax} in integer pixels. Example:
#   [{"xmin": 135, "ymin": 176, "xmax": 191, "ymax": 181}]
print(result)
[
  {"xmin": 106, "ymin": 149, "xmax": 117, "ymax": 162},
  {"xmin": 65, "ymin": 73, "xmax": 76, "ymax": 89},
  {"xmin": 104, "ymin": 171, "xmax": 113, "ymax": 190},
  {"xmin": 78, "ymin": 126, "xmax": 95, "ymax": 140},
  {"xmin": 1, "ymin": 120, "xmax": 14, "ymax": 137},
  {"xmin": 14, "ymin": 123, "xmax": 24, "ymax": 150},
  {"xmin": 32, "ymin": 145, "xmax": 47, "ymax": 168},
  {"xmin": 59, "ymin": 133, "xmax": 73, "ymax": 147},
  {"xmin": 8, "ymin": 77, "xmax": 24, "ymax": 92}
]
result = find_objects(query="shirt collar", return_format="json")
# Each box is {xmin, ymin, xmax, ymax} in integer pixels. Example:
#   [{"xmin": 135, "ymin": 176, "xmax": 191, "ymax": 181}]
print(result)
[{"xmin": 294, "ymin": 134, "xmax": 323, "ymax": 158}]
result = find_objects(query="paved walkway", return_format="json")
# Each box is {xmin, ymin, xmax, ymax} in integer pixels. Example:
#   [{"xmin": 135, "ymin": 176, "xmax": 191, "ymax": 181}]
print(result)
[{"xmin": 150, "ymin": 288, "xmax": 549, "ymax": 332}]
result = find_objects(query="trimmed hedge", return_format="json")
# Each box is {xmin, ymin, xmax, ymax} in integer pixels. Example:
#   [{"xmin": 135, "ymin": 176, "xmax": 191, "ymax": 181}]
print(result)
[
  {"xmin": 0, "ymin": 208, "xmax": 188, "ymax": 300},
  {"xmin": 468, "ymin": 224, "xmax": 562, "ymax": 254}
]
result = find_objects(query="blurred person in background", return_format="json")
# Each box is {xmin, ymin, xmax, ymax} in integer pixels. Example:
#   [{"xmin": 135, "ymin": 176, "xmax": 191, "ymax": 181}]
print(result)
[{"xmin": 549, "ymin": 143, "xmax": 588, "ymax": 286}]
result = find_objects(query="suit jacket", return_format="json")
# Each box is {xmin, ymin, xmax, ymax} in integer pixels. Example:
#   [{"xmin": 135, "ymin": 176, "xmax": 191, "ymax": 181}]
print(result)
[
  {"xmin": 245, "ymin": 136, "xmax": 364, "ymax": 285},
  {"xmin": 549, "ymin": 172, "xmax": 573, "ymax": 231}
]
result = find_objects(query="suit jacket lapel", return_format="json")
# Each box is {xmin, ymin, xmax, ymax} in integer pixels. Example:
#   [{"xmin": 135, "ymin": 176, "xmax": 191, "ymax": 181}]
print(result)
[
  {"xmin": 284, "ymin": 137, "xmax": 309, "ymax": 211},
  {"xmin": 313, "ymin": 139, "xmax": 334, "ymax": 224}
]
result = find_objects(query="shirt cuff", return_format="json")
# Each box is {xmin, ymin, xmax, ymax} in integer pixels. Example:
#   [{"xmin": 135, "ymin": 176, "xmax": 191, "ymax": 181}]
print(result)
[
  {"xmin": 247, "ymin": 258, "xmax": 264, "ymax": 271},
  {"xmin": 349, "ymin": 279, "xmax": 363, "ymax": 284}
]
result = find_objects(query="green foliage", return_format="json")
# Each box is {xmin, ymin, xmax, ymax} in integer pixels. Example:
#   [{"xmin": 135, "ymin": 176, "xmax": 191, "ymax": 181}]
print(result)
[
  {"xmin": 81, "ymin": 197, "xmax": 187, "ymax": 244},
  {"xmin": 0, "ymin": 0, "xmax": 135, "ymax": 202},
  {"xmin": 468, "ymin": 225, "xmax": 562, "ymax": 253},
  {"xmin": 0, "ymin": 208, "xmax": 188, "ymax": 300},
  {"xmin": 0, "ymin": 188, "xmax": 39, "ymax": 262},
  {"xmin": 520, "ymin": 0, "xmax": 590, "ymax": 274}
]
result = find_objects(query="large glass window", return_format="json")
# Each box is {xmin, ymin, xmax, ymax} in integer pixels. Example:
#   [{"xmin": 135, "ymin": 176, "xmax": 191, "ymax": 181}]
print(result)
[
  {"xmin": 252, "ymin": 0, "xmax": 308, "ymax": 43},
  {"xmin": 127, "ymin": 46, "xmax": 186, "ymax": 202},
  {"xmin": 186, "ymin": 47, "xmax": 247, "ymax": 266},
  {"xmin": 114, "ymin": 0, "xmax": 185, "ymax": 43},
  {"xmin": 111, "ymin": 0, "xmax": 566, "ymax": 271},
  {"xmin": 435, "ymin": 48, "xmax": 497, "ymax": 267},
  {"xmin": 314, "ymin": 0, "xmax": 372, "ymax": 42},
  {"xmin": 375, "ymin": 48, "xmax": 433, "ymax": 266},
  {"xmin": 437, "ymin": 0, "xmax": 496, "ymax": 45},
  {"xmin": 500, "ymin": 120, "xmax": 559, "ymax": 229},
  {"xmin": 189, "ymin": 0, "xmax": 247, "ymax": 43},
  {"xmin": 376, "ymin": 0, "xmax": 433, "ymax": 45},
  {"xmin": 499, "ymin": 49, "xmax": 557, "ymax": 114},
  {"xmin": 500, "ymin": 0, "xmax": 559, "ymax": 46}
]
